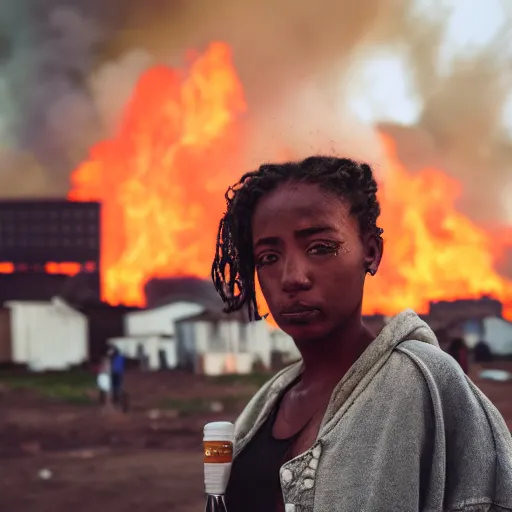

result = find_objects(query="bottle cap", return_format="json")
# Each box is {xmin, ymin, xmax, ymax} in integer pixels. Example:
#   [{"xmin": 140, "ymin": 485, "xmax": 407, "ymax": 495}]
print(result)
[{"xmin": 203, "ymin": 421, "xmax": 235, "ymax": 442}]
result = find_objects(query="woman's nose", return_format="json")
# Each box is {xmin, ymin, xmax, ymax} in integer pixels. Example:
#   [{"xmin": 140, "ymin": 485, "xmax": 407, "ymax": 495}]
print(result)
[{"xmin": 281, "ymin": 257, "xmax": 312, "ymax": 292}]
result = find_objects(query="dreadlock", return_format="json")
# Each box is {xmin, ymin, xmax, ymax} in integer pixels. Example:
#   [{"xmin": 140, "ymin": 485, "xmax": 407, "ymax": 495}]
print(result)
[{"xmin": 211, "ymin": 156, "xmax": 384, "ymax": 320}]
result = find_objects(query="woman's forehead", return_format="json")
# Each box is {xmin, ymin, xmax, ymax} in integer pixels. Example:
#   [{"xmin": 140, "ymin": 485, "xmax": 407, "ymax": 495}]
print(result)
[
  {"xmin": 255, "ymin": 182, "xmax": 348, "ymax": 217},
  {"xmin": 252, "ymin": 182, "xmax": 354, "ymax": 236}
]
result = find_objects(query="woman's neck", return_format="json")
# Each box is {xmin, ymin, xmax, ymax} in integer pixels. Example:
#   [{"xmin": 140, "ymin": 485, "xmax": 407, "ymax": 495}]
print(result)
[{"xmin": 296, "ymin": 309, "xmax": 374, "ymax": 390}]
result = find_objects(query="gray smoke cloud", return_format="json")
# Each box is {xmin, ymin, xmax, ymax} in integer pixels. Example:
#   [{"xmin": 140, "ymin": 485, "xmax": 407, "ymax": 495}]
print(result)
[
  {"xmin": 0, "ymin": 0, "xmax": 511, "ymax": 233},
  {"xmin": 0, "ymin": 0, "xmax": 127, "ymax": 196},
  {"xmin": 387, "ymin": 7, "xmax": 512, "ymax": 225}
]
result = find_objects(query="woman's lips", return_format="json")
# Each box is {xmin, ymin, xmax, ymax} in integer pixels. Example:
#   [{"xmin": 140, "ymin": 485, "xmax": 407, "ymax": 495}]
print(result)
[{"xmin": 279, "ymin": 308, "xmax": 321, "ymax": 323}]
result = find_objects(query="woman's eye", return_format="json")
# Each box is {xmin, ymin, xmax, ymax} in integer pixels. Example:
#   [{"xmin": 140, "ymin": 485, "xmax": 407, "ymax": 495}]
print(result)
[
  {"xmin": 256, "ymin": 253, "xmax": 278, "ymax": 267},
  {"xmin": 308, "ymin": 243, "xmax": 339, "ymax": 255}
]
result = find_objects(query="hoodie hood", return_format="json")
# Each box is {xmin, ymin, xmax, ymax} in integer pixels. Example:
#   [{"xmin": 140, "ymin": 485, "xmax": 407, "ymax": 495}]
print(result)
[
  {"xmin": 320, "ymin": 308, "xmax": 438, "ymax": 432},
  {"xmin": 234, "ymin": 309, "xmax": 438, "ymax": 453}
]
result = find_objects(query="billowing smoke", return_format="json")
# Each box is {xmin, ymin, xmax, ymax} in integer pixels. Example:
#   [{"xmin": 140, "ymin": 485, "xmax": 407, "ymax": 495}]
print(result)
[
  {"xmin": 382, "ymin": 5, "xmax": 512, "ymax": 225},
  {"xmin": 0, "ymin": 0, "xmax": 511, "ymax": 230},
  {"xmin": 0, "ymin": 0, "xmax": 127, "ymax": 196}
]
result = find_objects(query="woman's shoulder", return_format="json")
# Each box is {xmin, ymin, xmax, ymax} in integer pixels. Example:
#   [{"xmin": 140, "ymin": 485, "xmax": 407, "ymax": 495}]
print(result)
[
  {"xmin": 397, "ymin": 339, "xmax": 512, "ymax": 508},
  {"xmin": 234, "ymin": 362, "xmax": 302, "ymax": 443},
  {"xmin": 394, "ymin": 339, "xmax": 478, "ymax": 402},
  {"xmin": 396, "ymin": 339, "xmax": 464, "ymax": 379},
  {"xmin": 395, "ymin": 339, "xmax": 510, "ymax": 435}
]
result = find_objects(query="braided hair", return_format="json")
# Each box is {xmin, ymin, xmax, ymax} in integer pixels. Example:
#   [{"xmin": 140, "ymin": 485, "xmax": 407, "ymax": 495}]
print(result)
[{"xmin": 211, "ymin": 156, "xmax": 384, "ymax": 320}]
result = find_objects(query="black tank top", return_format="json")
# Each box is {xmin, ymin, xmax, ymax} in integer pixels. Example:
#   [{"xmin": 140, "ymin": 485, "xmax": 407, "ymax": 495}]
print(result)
[{"xmin": 225, "ymin": 381, "xmax": 303, "ymax": 512}]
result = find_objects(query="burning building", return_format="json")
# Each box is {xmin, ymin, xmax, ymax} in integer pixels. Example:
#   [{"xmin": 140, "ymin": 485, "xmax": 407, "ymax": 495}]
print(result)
[
  {"xmin": 64, "ymin": 42, "xmax": 512, "ymax": 319},
  {"xmin": 0, "ymin": 199, "xmax": 101, "ymax": 303},
  {"xmin": 429, "ymin": 296, "xmax": 503, "ymax": 323},
  {"xmin": 0, "ymin": 40, "xmax": 504, "ymax": 323}
]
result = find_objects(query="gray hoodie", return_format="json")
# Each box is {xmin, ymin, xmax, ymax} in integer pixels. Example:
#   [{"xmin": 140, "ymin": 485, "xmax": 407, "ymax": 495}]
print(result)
[{"xmin": 233, "ymin": 310, "xmax": 512, "ymax": 511}]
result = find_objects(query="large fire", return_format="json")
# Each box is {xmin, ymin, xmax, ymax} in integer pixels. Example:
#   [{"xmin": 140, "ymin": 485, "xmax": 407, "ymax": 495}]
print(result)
[
  {"xmin": 364, "ymin": 137, "xmax": 512, "ymax": 319},
  {"xmin": 68, "ymin": 42, "xmax": 512, "ymax": 319},
  {"xmin": 68, "ymin": 42, "xmax": 246, "ymax": 305}
]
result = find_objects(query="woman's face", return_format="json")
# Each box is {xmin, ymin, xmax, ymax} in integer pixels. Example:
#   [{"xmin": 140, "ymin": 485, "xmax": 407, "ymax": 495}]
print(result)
[{"xmin": 252, "ymin": 182, "xmax": 381, "ymax": 344}]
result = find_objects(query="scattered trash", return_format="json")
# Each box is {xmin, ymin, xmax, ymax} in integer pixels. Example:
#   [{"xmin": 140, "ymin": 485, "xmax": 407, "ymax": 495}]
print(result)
[
  {"xmin": 210, "ymin": 401, "xmax": 224, "ymax": 413},
  {"xmin": 148, "ymin": 409, "xmax": 162, "ymax": 420},
  {"xmin": 479, "ymin": 369, "xmax": 512, "ymax": 382},
  {"xmin": 38, "ymin": 468, "xmax": 52, "ymax": 480}
]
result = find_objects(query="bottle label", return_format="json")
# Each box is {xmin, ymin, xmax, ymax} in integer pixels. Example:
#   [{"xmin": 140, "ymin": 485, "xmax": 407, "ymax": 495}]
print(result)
[{"xmin": 203, "ymin": 441, "xmax": 233, "ymax": 463}]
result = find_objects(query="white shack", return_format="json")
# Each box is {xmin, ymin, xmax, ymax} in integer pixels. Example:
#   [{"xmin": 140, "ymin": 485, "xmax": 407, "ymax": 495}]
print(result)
[
  {"xmin": 481, "ymin": 317, "xmax": 512, "ymax": 356},
  {"xmin": 175, "ymin": 310, "xmax": 273, "ymax": 375},
  {"xmin": 110, "ymin": 335, "xmax": 178, "ymax": 370},
  {"xmin": 125, "ymin": 301, "xmax": 204, "ymax": 337},
  {"xmin": 109, "ymin": 301, "xmax": 204, "ymax": 370},
  {"xmin": 110, "ymin": 277, "xmax": 300, "ymax": 375},
  {"xmin": 6, "ymin": 298, "xmax": 88, "ymax": 371}
]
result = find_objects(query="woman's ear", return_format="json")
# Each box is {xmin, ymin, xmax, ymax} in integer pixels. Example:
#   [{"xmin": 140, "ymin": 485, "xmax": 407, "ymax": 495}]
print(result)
[{"xmin": 364, "ymin": 235, "xmax": 383, "ymax": 276}]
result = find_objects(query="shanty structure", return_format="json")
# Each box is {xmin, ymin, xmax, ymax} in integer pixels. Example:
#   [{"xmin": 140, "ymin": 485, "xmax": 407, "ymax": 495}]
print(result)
[
  {"xmin": 110, "ymin": 277, "xmax": 297, "ymax": 375},
  {"xmin": 480, "ymin": 317, "xmax": 512, "ymax": 357},
  {"xmin": 5, "ymin": 297, "xmax": 88, "ymax": 370}
]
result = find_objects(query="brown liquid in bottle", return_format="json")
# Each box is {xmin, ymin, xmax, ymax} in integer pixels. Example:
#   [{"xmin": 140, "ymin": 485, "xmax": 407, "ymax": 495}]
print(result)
[{"xmin": 203, "ymin": 440, "xmax": 233, "ymax": 464}]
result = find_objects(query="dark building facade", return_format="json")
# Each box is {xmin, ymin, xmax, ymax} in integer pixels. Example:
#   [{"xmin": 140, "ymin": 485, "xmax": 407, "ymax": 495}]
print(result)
[
  {"xmin": 429, "ymin": 296, "xmax": 503, "ymax": 322},
  {"xmin": 0, "ymin": 199, "xmax": 101, "ymax": 303}
]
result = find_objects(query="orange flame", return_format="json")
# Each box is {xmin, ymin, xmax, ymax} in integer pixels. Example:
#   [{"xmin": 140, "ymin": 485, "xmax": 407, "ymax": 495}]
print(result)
[
  {"xmin": 69, "ymin": 42, "xmax": 246, "ymax": 305},
  {"xmin": 364, "ymin": 135, "xmax": 512, "ymax": 319},
  {"xmin": 0, "ymin": 263, "xmax": 14, "ymax": 274},
  {"xmin": 45, "ymin": 262, "xmax": 82, "ymax": 275},
  {"xmin": 68, "ymin": 42, "xmax": 512, "ymax": 319}
]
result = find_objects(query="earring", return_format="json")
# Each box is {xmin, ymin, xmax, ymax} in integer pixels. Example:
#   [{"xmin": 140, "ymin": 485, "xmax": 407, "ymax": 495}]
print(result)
[{"xmin": 367, "ymin": 268, "xmax": 376, "ymax": 276}]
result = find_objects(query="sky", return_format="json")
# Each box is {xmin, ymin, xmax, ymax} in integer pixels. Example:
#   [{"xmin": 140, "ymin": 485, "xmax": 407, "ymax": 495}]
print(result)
[
  {"xmin": 348, "ymin": 0, "xmax": 508, "ymax": 127},
  {"xmin": 346, "ymin": 0, "xmax": 512, "ymax": 223}
]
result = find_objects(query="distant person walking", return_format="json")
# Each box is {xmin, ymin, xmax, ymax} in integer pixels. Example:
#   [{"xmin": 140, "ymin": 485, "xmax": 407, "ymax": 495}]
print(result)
[
  {"xmin": 97, "ymin": 353, "xmax": 112, "ymax": 406},
  {"xmin": 447, "ymin": 338, "xmax": 469, "ymax": 374},
  {"xmin": 108, "ymin": 346, "xmax": 126, "ymax": 409}
]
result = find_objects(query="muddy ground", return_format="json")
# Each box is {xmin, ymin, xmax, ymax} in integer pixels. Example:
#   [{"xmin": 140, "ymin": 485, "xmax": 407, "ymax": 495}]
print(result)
[{"xmin": 0, "ymin": 363, "xmax": 511, "ymax": 512}]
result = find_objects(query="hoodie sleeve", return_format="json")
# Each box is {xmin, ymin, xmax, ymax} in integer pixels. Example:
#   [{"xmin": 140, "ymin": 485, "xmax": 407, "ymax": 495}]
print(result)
[{"xmin": 398, "ymin": 341, "xmax": 512, "ymax": 512}]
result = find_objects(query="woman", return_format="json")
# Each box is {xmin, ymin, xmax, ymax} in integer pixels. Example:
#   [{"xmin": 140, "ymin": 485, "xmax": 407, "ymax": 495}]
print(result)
[{"xmin": 211, "ymin": 157, "xmax": 512, "ymax": 511}]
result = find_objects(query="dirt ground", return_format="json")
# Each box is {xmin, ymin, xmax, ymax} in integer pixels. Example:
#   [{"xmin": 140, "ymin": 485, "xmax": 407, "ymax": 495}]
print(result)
[
  {"xmin": 0, "ymin": 370, "xmax": 256, "ymax": 512},
  {"xmin": 0, "ymin": 363, "xmax": 511, "ymax": 512}
]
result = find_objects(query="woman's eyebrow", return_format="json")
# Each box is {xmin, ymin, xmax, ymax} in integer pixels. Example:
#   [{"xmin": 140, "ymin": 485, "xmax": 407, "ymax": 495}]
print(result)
[
  {"xmin": 294, "ymin": 225, "xmax": 335, "ymax": 238},
  {"xmin": 254, "ymin": 225, "xmax": 336, "ymax": 250},
  {"xmin": 253, "ymin": 235, "xmax": 281, "ymax": 250}
]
